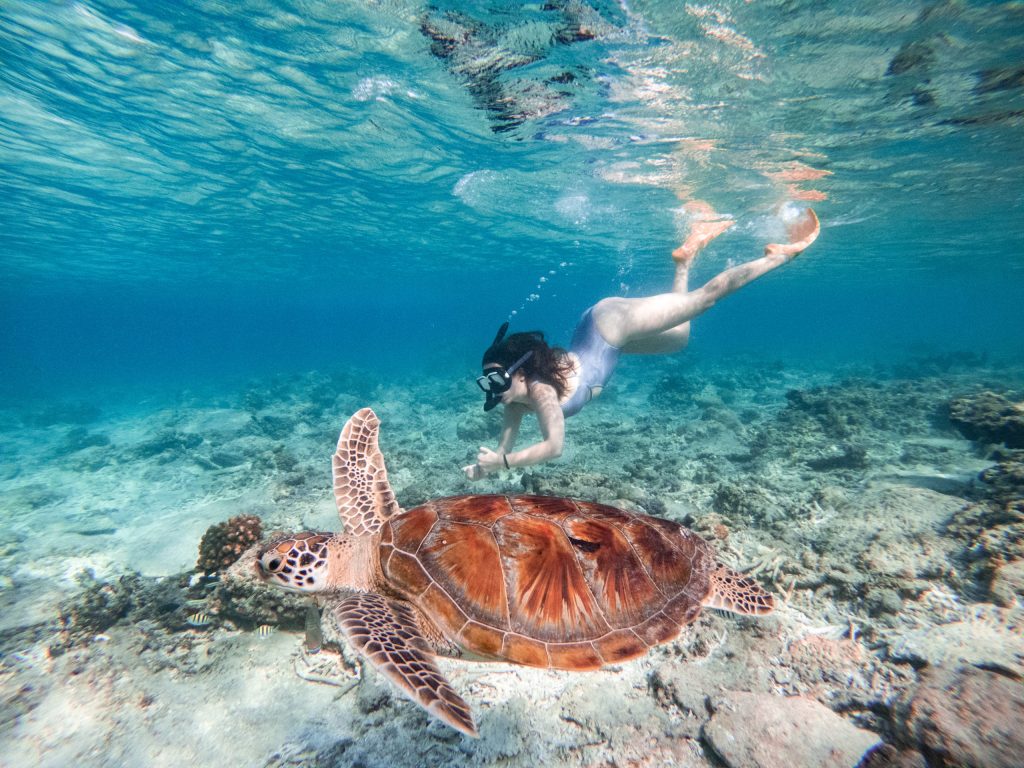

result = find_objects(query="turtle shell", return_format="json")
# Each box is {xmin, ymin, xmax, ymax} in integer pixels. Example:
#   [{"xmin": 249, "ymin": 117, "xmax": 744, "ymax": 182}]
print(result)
[{"xmin": 378, "ymin": 494, "xmax": 714, "ymax": 671}]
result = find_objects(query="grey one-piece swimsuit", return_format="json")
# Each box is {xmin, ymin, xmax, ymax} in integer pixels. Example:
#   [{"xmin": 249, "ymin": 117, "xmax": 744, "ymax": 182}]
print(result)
[{"xmin": 560, "ymin": 307, "xmax": 621, "ymax": 417}]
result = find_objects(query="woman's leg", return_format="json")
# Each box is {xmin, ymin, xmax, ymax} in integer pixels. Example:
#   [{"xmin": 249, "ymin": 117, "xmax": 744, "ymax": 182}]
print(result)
[
  {"xmin": 616, "ymin": 213, "xmax": 734, "ymax": 354},
  {"xmin": 594, "ymin": 208, "xmax": 820, "ymax": 352}
]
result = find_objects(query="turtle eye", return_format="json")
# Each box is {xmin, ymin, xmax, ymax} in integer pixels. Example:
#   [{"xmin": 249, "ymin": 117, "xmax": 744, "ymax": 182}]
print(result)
[{"xmin": 268, "ymin": 558, "xmax": 282, "ymax": 571}]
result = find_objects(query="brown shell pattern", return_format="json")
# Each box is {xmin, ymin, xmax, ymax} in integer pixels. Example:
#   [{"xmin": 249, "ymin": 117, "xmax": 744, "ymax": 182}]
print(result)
[{"xmin": 379, "ymin": 494, "xmax": 714, "ymax": 671}]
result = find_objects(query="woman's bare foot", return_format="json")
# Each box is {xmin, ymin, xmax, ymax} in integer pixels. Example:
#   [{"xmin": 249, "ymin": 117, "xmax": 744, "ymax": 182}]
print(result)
[
  {"xmin": 672, "ymin": 201, "xmax": 735, "ymax": 264},
  {"xmin": 764, "ymin": 208, "xmax": 820, "ymax": 259}
]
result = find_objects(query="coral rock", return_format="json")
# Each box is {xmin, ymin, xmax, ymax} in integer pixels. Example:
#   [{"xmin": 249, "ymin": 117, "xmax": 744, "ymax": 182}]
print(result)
[
  {"xmin": 197, "ymin": 514, "xmax": 263, "ymax": 574},
  {"xmin": 894, "ymin": 665, "xmax": 1024, "ymax": 768},
  {"xmin": 703, "ymin": 690, "xmax": 880, "ymax": 768},
  {"xmin": 990, "ymin": 558, "xmax": 1024, "ymax": 607},
  {"xmin": 949, "ymin": 392, "xmax": 1024, "ymax": 448}
]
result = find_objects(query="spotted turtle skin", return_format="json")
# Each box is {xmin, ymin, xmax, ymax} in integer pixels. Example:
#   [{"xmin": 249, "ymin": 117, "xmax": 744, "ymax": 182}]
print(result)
[{"xmin": 378, "ymin": 494, "xmax": 714, "ymax": 670}]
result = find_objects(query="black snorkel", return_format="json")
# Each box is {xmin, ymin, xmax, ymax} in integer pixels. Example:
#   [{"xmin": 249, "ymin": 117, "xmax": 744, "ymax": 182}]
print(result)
[
  {"xmin": 490, "ymin": 321, "xmax": 509, "ymax": 348},
  {"xmin": 481, "ymin": 321, "xmax": 510, "ymax": 412}
]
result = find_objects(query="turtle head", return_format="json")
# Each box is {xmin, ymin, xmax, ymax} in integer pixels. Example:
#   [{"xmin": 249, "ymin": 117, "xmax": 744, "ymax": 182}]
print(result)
[{"xmin": 257, "ymin": 531, "xmax": 334, "ymax": 593}]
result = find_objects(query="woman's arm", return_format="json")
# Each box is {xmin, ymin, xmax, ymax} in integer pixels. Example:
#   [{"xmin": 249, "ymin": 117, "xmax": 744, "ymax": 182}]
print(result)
[
  {"xmin": 464, "ymin": 384, "xmax": 565, "ymax": 478},
  {"xmin": 497, "ymin": 402, "xmax": 526, "ymax": 452},
  {"xmin": 502, "ymin": 382, "xmax": 564, "ymax": 468}
]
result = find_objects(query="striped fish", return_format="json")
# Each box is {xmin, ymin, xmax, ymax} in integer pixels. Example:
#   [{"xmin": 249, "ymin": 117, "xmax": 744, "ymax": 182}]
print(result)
[
  {"xmin": 255, "ymin": 624, "xmax": 276, "ymax": 638},
  {"xmin": 186, "ymin": 612, "xmax": 212, "ymax": 628}
]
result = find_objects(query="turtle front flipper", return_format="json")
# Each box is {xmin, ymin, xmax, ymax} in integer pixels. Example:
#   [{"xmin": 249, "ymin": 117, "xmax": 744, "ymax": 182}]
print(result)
[
  {"xmin": 333, "ymin": 408, "xmax": 401, "ymax": 537},
  {"xmin": 704, "ymin": 564, "xmax": 775, "ymax": 615},
  {"xmin": 334, "ymin": 591, "xmax": 477, "ymax": 737}
]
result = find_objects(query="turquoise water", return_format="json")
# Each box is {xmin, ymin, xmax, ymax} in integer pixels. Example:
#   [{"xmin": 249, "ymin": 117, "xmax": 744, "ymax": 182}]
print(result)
[{"xmin": 3, "ymin": 0, "xmax": 1023, "ymax": 401}]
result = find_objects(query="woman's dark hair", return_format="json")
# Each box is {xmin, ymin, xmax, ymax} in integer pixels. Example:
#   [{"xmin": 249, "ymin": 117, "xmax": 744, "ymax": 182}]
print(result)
[{"xmin": 482, "ymin": 330, "xmax": 574, "ymax": 399}]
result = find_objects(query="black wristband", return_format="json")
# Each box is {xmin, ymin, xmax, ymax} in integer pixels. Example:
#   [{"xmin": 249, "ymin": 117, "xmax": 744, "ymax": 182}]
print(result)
[{"xmin": 503, "ymin": 453, "xmax": 510, "ymax": 469}]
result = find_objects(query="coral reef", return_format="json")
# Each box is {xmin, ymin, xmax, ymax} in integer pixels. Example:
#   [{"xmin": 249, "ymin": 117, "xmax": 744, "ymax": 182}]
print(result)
[
  {"xmin": 949, "ymin": 391, "xmax": 1024, "ymax": 448},
  {"xmin": 196, "ymin": 514, "xmax": 263, "ymax": 574},
  {"xmin": 54, "ymin": 569, "xmax": 195, "ymax": 649},
  {"xmin": 946, "ymin": 448, "xmax": 1024, "ymax": 604},
  {"xmin": 55, "ymin": 537, "xmax": 309, "ymax": 653},
  {"xmin": 207, "ymin": 541, "xmax": 310, "ymax": 629}
]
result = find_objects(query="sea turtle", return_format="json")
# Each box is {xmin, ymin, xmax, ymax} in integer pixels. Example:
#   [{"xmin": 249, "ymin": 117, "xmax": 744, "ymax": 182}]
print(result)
[{"xmin": 256, "ymin": 408, "xmax": 774, "ymax": 736}]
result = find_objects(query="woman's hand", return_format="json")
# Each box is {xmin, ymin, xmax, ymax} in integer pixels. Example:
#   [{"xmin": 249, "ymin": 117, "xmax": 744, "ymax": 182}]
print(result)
[
  {"xmin": 475, "ymin": 446, "xmax": 505, "ymax": 474},
  {"xmin": 462, "ymin": 446, "xmax": 505, "ymax": 480},
  {"xmin": 462, "ymin": 462, "xmax": 485, "ymax": 481}
]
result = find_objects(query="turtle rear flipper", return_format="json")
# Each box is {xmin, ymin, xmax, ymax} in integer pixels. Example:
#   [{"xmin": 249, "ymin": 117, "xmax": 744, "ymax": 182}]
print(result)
[
  {"xmin": 704, "ymin": 565, "xmax": 775, "ymax": 615},
  {"xmin": 334, "ymin": 592, "xmax": 478, "ymax": 737}
]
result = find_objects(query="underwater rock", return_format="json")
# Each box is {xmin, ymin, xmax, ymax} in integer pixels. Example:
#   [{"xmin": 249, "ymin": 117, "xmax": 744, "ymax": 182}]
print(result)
[
  {"xmin": 783, "ymin": 380, "xmax": 940, "ymax": 441},
  {"xmin": 520, "ymin": 469, "xmax": 622, "ymax": 505},
  {"xmin": 866, "ymin": 587, "xmax": 904, "ymax": 617},
  {"xmin": 250, "ymin": 413, "xmax": 296, "ymax": 440},
  {"xmin": 946, "ymin": 458, "xmax": 1024, "ymax": 596},
  {"xmin": 892, "ymin": 665, "xmax": 1024, "ymax": 768},
  {"xmin": 56, "ymin": 569, "xmax": 195, "ymax": 647},
  {"xmin": 58, "ymin": 570, "xmax": 136, "ymax": 637},
  {"xmin": 948, "ymin": 391, "xmax": 1024, "ymax": 448},
  {"xmin": 978, "ymin": 450, "xmax": 1024, "ymax": 504},
  {"xmin": 59, "ymin": 426, "xmax": 111, "ymax": 453},
  {"xmin": 263, "ymin": 445, "xmax": 299, "ymax": 472},
  {"xmin": 782, "ymin": 635, "xmax": 877, "ymax": 700},
  {"xmin": 740, "ymin": 378, "xmax": 952, "ymax": 483},
  {"xmin": 455, "ymin": 413, "xmax": 495, "ymax": 444},
  {"xmin": 989, "ymin": 559, "xmax": 1024, "ymax": 607},
  {"xmin": 209, "ymin": 543, "xmax": 309, "ymax": 628},
  {"xmin": 884, "ymin": 607, "xmax": 1023, "ymax": 676},
  {"xmin": 134, "ymin": 430, "xmax": 204, "ymax": 461},
  {"xmin": 855, "ymin": 743, "xmax": 927, "ymax": 768},
  {"xmin": 196, "ymin": 514, "xmax": 263, "ymax": 574},
  {"xmin": 806, "ymin": 443, "xmax": 869, "ymax": 471},
  {"xmin": 711, "ymin": 482, "xmax": 788, "ymax": 526},
  {"xmin": 703, "ymin": 690, "xmax": 880, "ymax": 768}
]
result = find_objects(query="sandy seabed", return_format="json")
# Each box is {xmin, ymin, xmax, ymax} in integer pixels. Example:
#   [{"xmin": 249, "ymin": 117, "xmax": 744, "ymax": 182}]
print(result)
[{"xmin": 1, "ymin": 353, "xmax": 1021, "ymax": 768}]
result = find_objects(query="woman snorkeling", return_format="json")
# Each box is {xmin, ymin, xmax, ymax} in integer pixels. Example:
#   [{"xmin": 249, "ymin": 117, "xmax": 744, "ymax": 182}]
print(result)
[{"xmin": 462, "ymin": 202, "xmax": 821, "ymax": 480}]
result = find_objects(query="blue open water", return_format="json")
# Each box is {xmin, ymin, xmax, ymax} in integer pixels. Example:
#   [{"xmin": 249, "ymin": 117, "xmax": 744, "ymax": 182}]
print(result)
[{"xmin": 2, "ymin": 0, "xmax": 1022, "ymax": 402}]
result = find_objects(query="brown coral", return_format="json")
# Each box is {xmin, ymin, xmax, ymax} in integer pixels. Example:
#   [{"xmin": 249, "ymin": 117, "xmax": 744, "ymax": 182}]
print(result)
[
  {"xmin": 949, "ymin": 391, "xmax": 1024, "ymax": 448},
  {"xmin": 197, "ymin": 514, "xmax": 263, "ymax": 574}
]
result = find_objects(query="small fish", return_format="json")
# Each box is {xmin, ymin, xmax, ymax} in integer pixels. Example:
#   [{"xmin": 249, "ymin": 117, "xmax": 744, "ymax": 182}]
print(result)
[
  {"xmin": 186, "ymin": 612, "xmax": 212, "ymax": 628},
  {"xmin": 185, "ymin": 598, "xmax": 208, "ymax": 608},
  {"xmin": 256, "ymin": 624, "xmax": 276, "ymax": 638}
]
